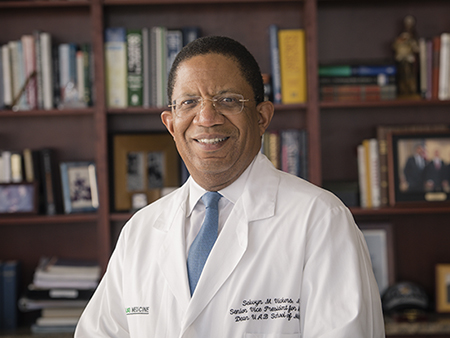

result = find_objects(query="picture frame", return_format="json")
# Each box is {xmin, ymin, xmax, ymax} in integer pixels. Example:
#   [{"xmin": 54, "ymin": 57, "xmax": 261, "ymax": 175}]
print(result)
[
  {"xmin": 359, "ymin": 223, "xmax": 395, "ymax": 295},
  {"xmin": 0, "ymin": 182, "xmax": 38, "ymax": 214},
  {"xmin": 60, "ymin": 161, "xmax": 99, "ymax": 214},
  {"xmin": 112, "ymin": 132, "xmax": 179, "ymax": 211},
  {"xmin": 387, "ymin": 131, "xmax": 450, "ymax": 206},
  {"xmin": 436, "ymin": 264, "xmax": 450, "ymax": 313}
]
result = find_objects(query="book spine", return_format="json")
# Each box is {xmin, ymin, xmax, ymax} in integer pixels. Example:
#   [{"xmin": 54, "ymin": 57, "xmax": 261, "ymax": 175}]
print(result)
[
  {"xmin": 182, "ymin": 26, "xmax": 201, "ymax": 46},
  {"xmin": 105, "ymin": 27, "xmax": 127, "ymax": 108},
  {"xmin": 142, "ymin": 27, "xmax": 150, "ymax": 108},
  {"xmin": 81, "ymin": 44, "xmax": 92, "ymax": 106},
  {"xmin": 280, "ymin": 129, "xmax": 301, "ymax": 176},
  {"xmin": 0, "ymin": 46, "xmax": 4, "ymax": 109},
  {"xmin": 278, "ymin": 29, "xmax": 307, "ymax": 104},
  {"xmin": 127, "ymin": 29, "xmax": 143, "ymax": 107},
  {"xmin": 438, "ymin": 32, "xmax": 450, "ymax": 100},
  {"xmin": 357, "ymin": 144, "xmax": 367, "ymax": 208},
  {"xmin": 362, "ymin": 139, "xmax": 372, "ymax": 208},
  {"xmin": 40, "ymin": 32, "xmax": 54, "ymax": 110},
  {"xmin": 2, "ymin": 261, "xmax": 19, "ymax": 330},
  {"xmin": 34, "ymin": 30, "xmax": 44, "ymax": 110},
  {"xmin": 21, "ymin": 34, "xmax": 38, "ymax": 110},
  {"xmin": 10, "ymin": 152, "xmax": 23, "ymax": 183},
  {"xmin": 40, "ymin": 148, "xmax": 62, "ymax": 215},
  {"xmin": 319, "ymin": 64, "xmax": 397, "ymax": 77},
  {"xmin": 419, "ymin": 37, "xmax": 428, "ymax": 98},
  {"xmin": 432, "ymin": 35, "xmax": 440, "ymax": 100},
  {"xmin": 1, "ymin": 45, "xmax": 12, "ymax": 107},
  {"xmin": 319, "ymin": 75, "xmax": 396, "ymax": 86},
  {"xmin": 269, "ymin": 24, "xmax": 282, "ymax": 104},
  {"xmin": 0, "ymin": 151, "xmax": 11, "ymax": 183},
  {"xmin": 166, "ymin": 29, "xmax": 183, "ymax": 83},
  {"xmin": 368, "ymin": 138, "xmax": 381, "ymax": 208}
]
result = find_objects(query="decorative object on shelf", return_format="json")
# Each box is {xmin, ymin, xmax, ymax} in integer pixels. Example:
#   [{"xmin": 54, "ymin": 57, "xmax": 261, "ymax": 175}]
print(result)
[
  {"xmin": 387, "ymin": 130, "xmax": 450, "ymax": 205},
  {"xmin": 60, "ymin": 161, "xmax": 99, "ymax": 214},
  {"xmin": 359, "ymin": 223, "xmax": 395, "ymax": 295},
  {"xmin": 392, "ymin": 15, "xmax": 421, "ymax": 98},
  {"xmin": 0, "ymin": 182, "xmax": 38, "ymax": 214},
  {"xmin": 112, "ymin": 132, "xmax": 179, "ymax": 211},
  {"xmin": 436, "ymin": 264, "xmax": 450, "ymax": 313}
]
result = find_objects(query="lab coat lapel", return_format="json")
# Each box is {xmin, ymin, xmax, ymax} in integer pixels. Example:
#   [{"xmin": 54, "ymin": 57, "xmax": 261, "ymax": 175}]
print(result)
[
  {"xmin": 180, "ymin": 154, "xmax": 279, "ymax": 334},
  {"xmin": 156, "ymin": 187, "xmax": 191, "ymax": 314}
]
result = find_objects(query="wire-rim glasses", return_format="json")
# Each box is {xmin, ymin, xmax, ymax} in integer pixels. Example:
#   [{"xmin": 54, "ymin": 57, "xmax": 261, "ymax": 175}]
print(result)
[{"xmin": 168, "ymin": 93, "xmax": 251, "ymax": 117}]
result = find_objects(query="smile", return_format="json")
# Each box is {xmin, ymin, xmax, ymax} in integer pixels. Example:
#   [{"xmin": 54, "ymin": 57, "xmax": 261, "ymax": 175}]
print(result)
[{"xmin": 197, "ymin": 137, "xmax": 228, "ymax": 144}]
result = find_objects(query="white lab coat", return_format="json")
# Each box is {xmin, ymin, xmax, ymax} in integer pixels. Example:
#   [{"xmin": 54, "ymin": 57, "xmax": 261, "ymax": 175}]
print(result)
[{"xmin": 75, "ymin": 153, "xmax": 385, "ymax": 338}]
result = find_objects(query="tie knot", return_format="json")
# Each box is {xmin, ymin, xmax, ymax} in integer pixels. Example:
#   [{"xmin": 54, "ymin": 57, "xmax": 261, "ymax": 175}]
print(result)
[{"xmin": 202, "ymin": 191, "xmax": 221, "ymax": 209}]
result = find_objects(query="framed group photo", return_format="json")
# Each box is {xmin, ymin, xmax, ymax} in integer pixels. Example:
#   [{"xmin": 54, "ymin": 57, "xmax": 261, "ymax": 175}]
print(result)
[
  {"xmin": 359, "ymin": 223, "xmax": 395, "ymax": 295},
  {"xmin": 60, "ymin": 161, "xmax": 99, "ymax": 214},
  {"xmin": 387, "ymin": 131, "xmax": 450, "ymax": 205},
  {"xmin": 112, "ymin": 132, "xmax": 179, "ymax": 212}
]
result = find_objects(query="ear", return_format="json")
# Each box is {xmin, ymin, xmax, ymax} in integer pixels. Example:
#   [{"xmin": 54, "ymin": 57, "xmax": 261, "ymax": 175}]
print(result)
[
  {"xmin": 161, "ymin": 110, "xmax": 175, "ymax": 137},
  {"xmin": 256, "ymin": 101, "xmax": 274, "ymax": 136}
]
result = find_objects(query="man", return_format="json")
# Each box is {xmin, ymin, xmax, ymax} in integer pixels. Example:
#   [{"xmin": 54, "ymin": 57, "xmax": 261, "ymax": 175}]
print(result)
[
  {"xmin": 75, "ymin": 36, "xmax": 384, "ymax": 337},
  {"xmin": 403, "ymin": 144, "xmax": 426, "ymax": 192}
]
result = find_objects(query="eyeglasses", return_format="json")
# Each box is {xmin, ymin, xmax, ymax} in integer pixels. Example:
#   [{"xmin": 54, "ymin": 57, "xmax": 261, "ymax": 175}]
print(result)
[{"xmin": 168, "ymin": 93, "xmax": 251, "ymax": 117}]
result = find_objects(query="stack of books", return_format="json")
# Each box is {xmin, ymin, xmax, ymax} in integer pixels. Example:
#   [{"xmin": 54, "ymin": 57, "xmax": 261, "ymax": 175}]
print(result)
[
  {"xmin": 19, "ymin": 257, "xmax": 100, "ymax": 334},
  {"xmin": 319, "ymin": 63, "xmax": 397, "ymax": 102}
]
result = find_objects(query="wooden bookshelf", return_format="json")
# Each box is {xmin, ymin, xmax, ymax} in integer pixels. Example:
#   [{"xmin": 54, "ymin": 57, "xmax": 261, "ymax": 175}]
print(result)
[{"xmin": 1, "ymin": 0, "xmax": 450, "ymax": 336}]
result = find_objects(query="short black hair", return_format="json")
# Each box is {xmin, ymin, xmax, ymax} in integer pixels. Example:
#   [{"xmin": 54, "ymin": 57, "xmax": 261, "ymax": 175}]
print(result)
[{"xmin": 167, "ymin": 36, "xmax": 264, "ymax": 105}]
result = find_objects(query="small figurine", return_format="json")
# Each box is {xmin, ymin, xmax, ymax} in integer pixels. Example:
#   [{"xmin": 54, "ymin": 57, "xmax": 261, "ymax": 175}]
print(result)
[{"xmin": 392, "ymin": 15, "xmax": 420, "ymax": 98}]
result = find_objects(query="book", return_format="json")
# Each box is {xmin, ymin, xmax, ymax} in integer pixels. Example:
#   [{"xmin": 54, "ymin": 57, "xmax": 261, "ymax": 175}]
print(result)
[
  {"xmin": 278, "ymin": 28, "xmax": 307, "ymax": 104},
  {"xmin": 40, "ymin": 148, "xmax": 62, "ymax": 215},
  {"xmin": 21, "ymin": 34, "xmax": 38, "ymax": 110},
  {"xmin": 320, "ymin": 84, "xmax": 397, "ymax": 102},
  {"xmin": 268, "ymin": 24, "xmax": 282, "ymax": 104},
  {"xmin": 151, "ymin": 26, "xmax": 167, "ymax": 107},
  {"xmin": 1, "ymin": 261, "xmax": 19, "ymax": 330},
  {"xmin": 127, "ymin": 29, "xmax": 143, "ymax": 107},
  {"xmin": 24, "ymin": 284, "xmax": 96, "ymax": 301},
  {"xmin": 432, "ymin": 35, "xmax": 440, "ymax": 100},
  {"xmin": 10, "ymin": 151, "xmax": 23, "ymax": 183},
  {"xmin": 0, "ymin": 150, "xmax": 11, "ymax": 183},
  {"xmin": 368, "ymin": 138, "xmax": 381, "ymax": 208},
  {"xmin": 166, "ymin": 29, "xmax": 183, "ymax": 82},
  {"xmin": 1, "ymin": 44, "xmax": 12, "ymax": 107},
  {"xmin": 58, "ymin": 43, "xmax": 77, "ymax": 106},
  {"xmin": 262, "ymin": 130, "xmax": 280, "ymax": 169},
  {"xmin": 142, "ymin": 27, "xmax": 151, "ymax": 107},
  {"xmin": 319, "ymin": 74, "xmax": 396, "ymax": 86},
  {"xmin": 319, "ymin": 64, "xmax": 397, "ymax": 77},
  {"xmin": 438, "ymin": 32, "xmax": 450, "ymax": 100},
  {"xmin": 40, "ymin": 32, "xmax": 54, "ymax": 110},
  {"xmin": 34, "ymin": 30, "xmax": 44, "ymax": 110},
  {"xmin": 8, "ymin": 40, "xmax": 27, "ymax": 110},
  {"xmin": 357, "ymin": 144, "xmax": 367, "ymax": 208},
  {"xmin": 0, "ymin": 46, "xmax": 4, "ymax": 109},
  {"xmin": 105, "ymin": 27, "xmax": 127, "ymax": 108},
  {"xmin": 182, "ymin": 26, "xmax": 201, "ymax": 46},
  {"xmin": 280, "ymin": 129, "xmax": 307, "ymax": 179}
]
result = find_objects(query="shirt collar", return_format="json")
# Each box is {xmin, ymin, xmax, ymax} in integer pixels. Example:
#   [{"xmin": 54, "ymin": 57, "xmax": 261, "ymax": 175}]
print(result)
[{"xmin": 186, "ymin": 154, "xmax": 258, "ymax": 217}]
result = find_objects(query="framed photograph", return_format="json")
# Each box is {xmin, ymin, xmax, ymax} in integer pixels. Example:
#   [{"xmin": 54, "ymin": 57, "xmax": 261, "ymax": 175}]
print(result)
[
  {"xmin": 436, "ymin": 264, "xmax": 450, "ymax": 313},
  {"xmin": 387, "ymin": 131, "xmax": 450, "ymax": 205},
  {"xmin": 112, "ymin": 133, "xmax": 179, "ymax": 211},
  {"xmin": 359, "ymin": 223, "xmax": 395, "ymax": 295},
  {"xmin": 60, "ymin": 161, "xmax": 99, "ymax": 214},
  {"xmin": 0, "ymin": 183, "xmax": 38, "ymax": 214}
]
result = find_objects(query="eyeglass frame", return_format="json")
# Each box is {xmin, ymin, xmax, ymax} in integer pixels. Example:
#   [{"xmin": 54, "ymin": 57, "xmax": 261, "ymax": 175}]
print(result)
[{"xmin": 167, "ymin": 93, "xmax": 253, "ymax": 117}]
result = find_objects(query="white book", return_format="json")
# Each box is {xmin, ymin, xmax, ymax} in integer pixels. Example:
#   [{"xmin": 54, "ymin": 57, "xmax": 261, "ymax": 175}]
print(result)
[
  {"xmin": 40, "ymin": 32, "xmax": 54, "ymax": 110},
  {"xmin": 368, "ymin": 138, "xmax": 381, "ymax": 208},
  {"xmin": 2, "ymin": 44, "xmax": 13, "ymax": 107},
  {"xmin": 0, "ymin": 150, "xmax": 11, "ymax": 183},
  {"xmin": 357, "ymin": 144, "xmax": 367, "ymax": 208},
  {"xmin": 438, "ymin": 32, "xmax": 450, "ymax": 100},
  {"xmin": 104, "ymin": 27, "xmax": 127, "ymax": 108}
]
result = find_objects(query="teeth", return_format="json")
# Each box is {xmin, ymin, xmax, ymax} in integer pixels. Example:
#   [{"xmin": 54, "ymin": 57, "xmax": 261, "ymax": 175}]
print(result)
[{"xmin": 198, "ymin": 137, "xmax": 226, "ymax": 144}]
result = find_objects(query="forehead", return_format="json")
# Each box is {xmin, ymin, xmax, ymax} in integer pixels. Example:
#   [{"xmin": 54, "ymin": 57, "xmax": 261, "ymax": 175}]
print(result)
[{"xmin": 172, "ymin": 53, "xmax": 249, "ymax": 96}]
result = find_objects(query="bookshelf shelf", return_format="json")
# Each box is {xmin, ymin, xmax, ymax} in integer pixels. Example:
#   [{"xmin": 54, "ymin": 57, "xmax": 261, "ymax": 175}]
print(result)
[
  {"xmin": 0, "ymin": 213, "xmax": 98, "ymax": 226},
  {"xmin": 1, "ymin": 0, "xmax": 450, "ymax": 336}
]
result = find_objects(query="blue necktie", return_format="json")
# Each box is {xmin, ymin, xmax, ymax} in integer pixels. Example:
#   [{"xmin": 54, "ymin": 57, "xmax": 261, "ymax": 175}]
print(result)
[{"xmin": 187, "ymin": 191, "xmax": 222, "ymax": 295}]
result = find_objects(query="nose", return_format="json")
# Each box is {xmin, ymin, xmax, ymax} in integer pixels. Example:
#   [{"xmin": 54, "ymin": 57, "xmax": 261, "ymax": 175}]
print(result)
[{"xmin": 194, "ymin": 99, "xmax": 223, "ymax": 126}]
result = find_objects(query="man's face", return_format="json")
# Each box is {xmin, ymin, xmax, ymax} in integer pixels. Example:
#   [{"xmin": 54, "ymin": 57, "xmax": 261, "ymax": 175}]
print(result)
[{"xmin": 161, "ymin": 53, "xmax": 273, "ymax": 191}]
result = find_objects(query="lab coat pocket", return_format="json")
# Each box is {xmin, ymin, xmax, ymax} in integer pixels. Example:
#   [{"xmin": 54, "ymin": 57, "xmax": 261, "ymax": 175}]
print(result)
[{"xmin": 244, "ymin": 334, "xmax": 301, "ymax": 338}]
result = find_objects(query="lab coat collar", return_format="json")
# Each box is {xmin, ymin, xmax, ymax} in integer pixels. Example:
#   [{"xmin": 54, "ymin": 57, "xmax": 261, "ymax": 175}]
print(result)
[{"xmin": 156, "ymin": 153, "xmax": 279, "ymax": 335}]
